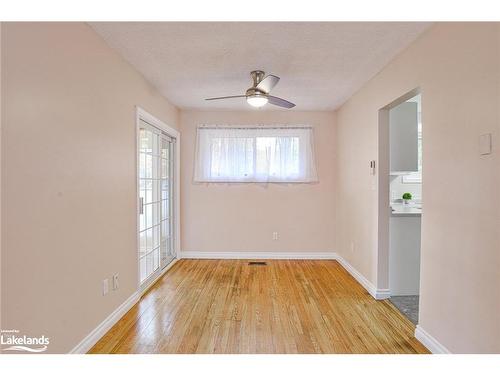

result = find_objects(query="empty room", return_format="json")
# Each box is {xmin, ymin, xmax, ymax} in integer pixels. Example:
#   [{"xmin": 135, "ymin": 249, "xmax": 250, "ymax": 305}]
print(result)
[{"xmin": 1, "ymin": 1, "xmax": 500, "ymax": 371}]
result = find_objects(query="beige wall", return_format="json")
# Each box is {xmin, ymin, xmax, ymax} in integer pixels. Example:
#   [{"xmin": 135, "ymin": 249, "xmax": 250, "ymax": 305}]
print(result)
[
  {"xmin": 1, "ymin": 23, "xmax": 179, "ymax": 353},
  {"xmin": 335, "ymin": 23, "xmax": 500, "ymax": 353},
  {"xmin": 0, "ymin": 23, "xmax": 3, "ymax": 331},
  {"xmin": 2, "ymin": 21, "xmax": 499, "ymax": 355},
  {"xmin": 180, "ymin": 110, "xmax": 336, "ymax": 253}
]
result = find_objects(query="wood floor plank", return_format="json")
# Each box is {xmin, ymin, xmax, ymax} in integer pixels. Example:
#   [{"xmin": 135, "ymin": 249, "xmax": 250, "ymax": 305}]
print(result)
[{"xmin": 89, "ymin": 259, "xmax": 429, "ymax": 354}]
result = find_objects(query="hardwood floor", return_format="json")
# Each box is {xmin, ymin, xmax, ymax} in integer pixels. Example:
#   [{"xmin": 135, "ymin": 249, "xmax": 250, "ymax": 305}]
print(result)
[{"xmin": 89, "ymin": 259, "xmax": 429, "ymax": 354}]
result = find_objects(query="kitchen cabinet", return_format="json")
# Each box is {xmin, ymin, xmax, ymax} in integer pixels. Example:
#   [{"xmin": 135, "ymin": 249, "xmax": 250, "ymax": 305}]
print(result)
[{"xmin": 390, "ymin": 101, "xmax": 418, "ymax": 173}]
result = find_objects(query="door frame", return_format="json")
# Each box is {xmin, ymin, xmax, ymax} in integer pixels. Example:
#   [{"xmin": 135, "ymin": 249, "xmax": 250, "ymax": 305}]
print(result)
[
  {"xmin": 135, "ymin": 106, "xmax": 181, "ymax": 293},
  {"xmin": 377, "ymin": 87, "xmax": 421, "ymax": 296}
]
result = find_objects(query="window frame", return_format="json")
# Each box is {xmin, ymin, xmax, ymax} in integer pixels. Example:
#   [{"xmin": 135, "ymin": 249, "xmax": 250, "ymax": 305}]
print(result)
[{"xmin": 194, "ymin": 125, "xmax": 318, "ymax": 184}]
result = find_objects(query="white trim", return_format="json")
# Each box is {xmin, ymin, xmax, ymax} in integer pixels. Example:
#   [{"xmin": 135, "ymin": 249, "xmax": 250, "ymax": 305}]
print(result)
[
  {"xmin": 69, "ymin": 259, "xmax": 179, "ymax": 354},
  {"xmin": 136, "ymin": 107, "xmax": 180, "ymax": 139},
  {"xmin": 180, "ymin": 251, "xmax": 390, "ymax": 299},
  {"xmin": 180, "ymin": 251, "xmax": 338, "ymax": 260},
  {"xmin": 68, "ymin": 252, "xmax": 392, "ymax": 354},
  {"xmin": 69, "ymin": 292, "xmax": 140, "ymax": 354},
  {"xmin": 335, "ymin": 255, "xmax": 390, "ymax": 300},
  {"xmin": 139, "ymin": 258, "xmax": 178, "ymax": 294},
  {"xmin": 135, "ymin": 107, "xmax": 181, "ymax": 291},
  {"xmin": 415, "ymin": 325, "xmax": 451, "ymax": 354}
]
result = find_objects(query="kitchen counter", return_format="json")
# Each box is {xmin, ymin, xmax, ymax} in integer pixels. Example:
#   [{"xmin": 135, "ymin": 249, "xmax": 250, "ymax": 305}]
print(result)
[{"xmin": 391, "ymin": 203, "xmax": 422, "ymax": 216}]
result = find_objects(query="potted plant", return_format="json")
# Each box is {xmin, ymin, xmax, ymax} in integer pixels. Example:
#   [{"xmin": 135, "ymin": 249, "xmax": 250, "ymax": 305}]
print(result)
[{"xmin": 402, "ymin": 192, "xmax": 412, "ymax": 205}]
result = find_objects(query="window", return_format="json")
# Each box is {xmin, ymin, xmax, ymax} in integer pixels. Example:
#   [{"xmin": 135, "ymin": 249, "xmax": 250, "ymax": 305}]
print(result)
[{"xmin": 194, "ymin": 126, "xmax": 318, "ymax": 183}]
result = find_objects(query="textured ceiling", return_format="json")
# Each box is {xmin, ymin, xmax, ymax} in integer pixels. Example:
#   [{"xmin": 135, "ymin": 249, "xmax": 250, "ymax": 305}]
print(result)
[{"xmin": 90, "ymin": 22, "xmax": 431, "ymax": 111}]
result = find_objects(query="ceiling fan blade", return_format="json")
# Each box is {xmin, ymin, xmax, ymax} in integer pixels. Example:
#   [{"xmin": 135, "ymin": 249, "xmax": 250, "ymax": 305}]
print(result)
[
  {"xmin": 205, "ymin": 95, "xmax": 246, "ymax": 101},
  {"xmin": 268, "ymin": 95, "xmax": 295, "ymax": 109},
  {"xmin": 256, "ymin": 75, "xmax": 280, "ymax": 93}
]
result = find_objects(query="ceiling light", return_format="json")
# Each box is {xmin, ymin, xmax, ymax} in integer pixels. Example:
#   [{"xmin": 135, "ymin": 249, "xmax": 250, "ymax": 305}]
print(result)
[{"xmin": 246, "ymin": 94, "xmax": 268, "ymax": 108}]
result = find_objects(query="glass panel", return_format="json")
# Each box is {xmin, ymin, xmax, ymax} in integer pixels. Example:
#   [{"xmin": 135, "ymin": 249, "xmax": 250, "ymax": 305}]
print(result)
[
  {"xmin": 153, "ymin": 248, "xmax": 159, "ymax": 272},
  {"xmin": 140, "ymin": 129, "xmax": 153, "ymax": 153},
  {"xmin": 163, "ymin": 199, "xmax": 170, "ymax": 219},
  {"xmin": 146, "ymin": 228, "xmax": 153, "ymax": 252},
  {"xmin": 139, "ymin": 180, "xmax": 146, "ymax": 200},
  {"xmin": 161, "ymin": 180, "xmax": 168, "ymax": 200},
  {"xmin": 146, "ymin": 252, "xmax": 152, "ymax": 278},
  {"xmin": 145, "ymin": 155, "xmax": 153, "ymax": 178},
  {"xmin": 139, "ymin": 211, "xmax": 145, "ymax": 231},
  {"xmin": 139, "ymin": 231, "xmax": 146, "ymax": 256},
  {"xmin": 139, "ymin": 125, "xmax": 174, "ymax": 286},
  {"xmin": 144, "ymin": 180, "xmax": 153, "ymax": 204},
  {"xmin": 144, "ymin": 204, "xmax": 152, "ymax": 229},
  {"xmin": 153, "ymin": 224, "xmax": 160, "ymax": 249},
  {"xmin": 161, "ymin": 218, "xmax": 169, "ymax": 238},
  {"xmin": 140, "ymin": 257, "xmax": 147, "ymax": 282},
  {"xmin": 139, "ymin": 153, "xmax": 146, "ymax": 179},
  {"xmin": 210, "ymin": 137, "xmax": 254, "ymax": 179},
  {"xmin": 153, "ymin": 155, "xmax": 160, "ymax": 182},
  {"xmin": 161, "ymin": 158, "xmax": 168, "ymax": 179},
  {"xmin": 161, "ymin": 138, "xmax": 169, "ymax": 159},
  {"xmin": 153, "ymin": 201, "xmax": 160, "ymax": 222},
  {"xmin": 255, "ymin": 136, "xmax": 300, "ymax": 177}
]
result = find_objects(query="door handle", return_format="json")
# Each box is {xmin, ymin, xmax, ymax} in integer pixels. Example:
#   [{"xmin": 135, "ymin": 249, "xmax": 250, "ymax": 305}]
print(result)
[{"xmin": 139, "ymin": 197, "xmax": 144, "ymax": 214}]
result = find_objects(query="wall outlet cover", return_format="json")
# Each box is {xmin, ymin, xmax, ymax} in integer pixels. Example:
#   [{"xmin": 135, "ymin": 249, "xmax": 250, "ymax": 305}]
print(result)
[{"xmin": 112, "ymin": 274, "xmax": 119, "ymax": 290}]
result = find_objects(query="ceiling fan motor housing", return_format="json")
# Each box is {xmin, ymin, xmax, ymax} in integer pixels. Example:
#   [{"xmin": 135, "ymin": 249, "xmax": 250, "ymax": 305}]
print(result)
[
  {"xmin": 245, "ymin": 87, "xmax": 266, "ymax": 97},
  {"xmin": 250, "ymin": 70, "xmax": 266, "ymax": 87}
]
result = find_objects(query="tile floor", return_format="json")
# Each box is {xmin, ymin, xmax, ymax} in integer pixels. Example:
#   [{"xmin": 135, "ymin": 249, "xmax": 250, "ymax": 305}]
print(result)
[{"xmin": 390, "ymin": 295, "xmax": 419, "ymax": 324}]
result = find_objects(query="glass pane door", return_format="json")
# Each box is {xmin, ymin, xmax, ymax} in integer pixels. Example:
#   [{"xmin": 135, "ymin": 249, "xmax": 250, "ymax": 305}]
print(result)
[
  {"xmin": 138, "ymin": 120, "xmax": 175, "ymax": 286},
  {"xmin": 160, "ymin": 136, "xmax": 175, "ymax": 268}
]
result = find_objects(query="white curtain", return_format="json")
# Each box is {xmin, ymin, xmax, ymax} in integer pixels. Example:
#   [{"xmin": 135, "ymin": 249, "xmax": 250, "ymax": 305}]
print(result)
[{"xmin": 194, "ymin": 126, "xmax": 318, "ymax": 183}]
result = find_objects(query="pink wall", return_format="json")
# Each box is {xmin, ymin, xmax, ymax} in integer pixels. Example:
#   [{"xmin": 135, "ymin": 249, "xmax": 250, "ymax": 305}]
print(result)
[
  {"xmin": 335, "ymin": 23, "xmax": 500, "ymax": 353},
  {"xmin": 1, "ymin": 23, "xmax": 179, "ymax": 353},
  {"xmin": 180, "ymin": 110, "xmax": 336, "ymax": 254}
]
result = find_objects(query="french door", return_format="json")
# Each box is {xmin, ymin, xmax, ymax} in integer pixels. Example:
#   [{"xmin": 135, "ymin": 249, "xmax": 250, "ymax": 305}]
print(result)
[{"xmin": 138, "ymin": 119, "xmax": 175, "ymax": 286}]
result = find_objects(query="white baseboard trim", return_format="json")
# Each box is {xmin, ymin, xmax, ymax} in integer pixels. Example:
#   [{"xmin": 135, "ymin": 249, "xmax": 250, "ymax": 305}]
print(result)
[
  {"xmin": 180, "ymin": 251, "xmax": 389, "ymax": 300},
  {"xmin": 69, "ymin": 291, "xmax": 140, "ymax": 354},
  {"xmin": 330, "ymin": 256, "xmax": 390, "ymax": 300},
  {"xmin": 415, "ymin": 325, "xmax": 451, "ymax": 354},
  {"xmin": 69, "ymin": 258, "xmax": 179, "ymax": 354},
  {"xmin": 180, "ymin": 251, "xmax": 338, "ymax": 260},
  {"xmin": 140, "ymin": 258, "xmax": 179, "ymax": 294},
  {"xmin": 69, "ymin": 252, "xmax": 393, "ymax": 354}
]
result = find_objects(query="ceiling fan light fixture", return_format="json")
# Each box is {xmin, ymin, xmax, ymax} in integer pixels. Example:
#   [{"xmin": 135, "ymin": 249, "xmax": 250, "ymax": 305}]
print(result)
[
  {"xmin": 246, "ymin": 94, "xmax": 268, "ymax": 108},
  {"xmin": 205, "ymin": 71, "xmax": 295, "ymax": 109}
]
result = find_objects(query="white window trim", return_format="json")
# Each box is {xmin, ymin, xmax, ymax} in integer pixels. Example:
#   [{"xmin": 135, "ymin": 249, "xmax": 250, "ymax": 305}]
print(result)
[{"xmin": 135, "ymin": 106, "xmax": 181, "ymax": 293}]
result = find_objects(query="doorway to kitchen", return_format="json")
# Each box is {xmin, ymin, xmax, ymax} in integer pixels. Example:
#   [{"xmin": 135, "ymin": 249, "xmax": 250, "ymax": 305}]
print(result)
[
  {"xmin": 377, "ymin": 89, "xmax": 422, "ymax": 325},
  {"xmin": 136, "ymin": 108, "xmax": 180, "ymax": 291}
]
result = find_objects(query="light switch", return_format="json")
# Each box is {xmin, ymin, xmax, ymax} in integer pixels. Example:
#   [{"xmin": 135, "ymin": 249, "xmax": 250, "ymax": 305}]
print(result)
[
  {"xmin": 102, "ymin": 279, "xmax": 109, "ymax": 296},
  {"xmin": 479, "ymin": 133, "xmax": 492, "ymax": 155}
]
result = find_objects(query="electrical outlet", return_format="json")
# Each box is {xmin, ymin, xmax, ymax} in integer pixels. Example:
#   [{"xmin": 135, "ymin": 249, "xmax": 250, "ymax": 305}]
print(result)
[
  {"xmin": 102, "ymin": 279, "xmax": 109, "ymax": 296},
  {"xmin": 369, "ymin": 160, "xmax": 376, "ymax": 175},
  {"xmin": 112, "ymin": 273, "xmax": 119, "ymax": 291},
  {"xmin": 272, "ymin": 231, "xmax": 279, "ymax": 241}
]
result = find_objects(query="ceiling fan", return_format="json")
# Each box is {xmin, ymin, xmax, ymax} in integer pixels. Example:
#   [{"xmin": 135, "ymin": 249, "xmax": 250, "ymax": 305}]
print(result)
[{"xmin": 205, "ymin": 70, "xmax": 296, "ymax": 109}]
